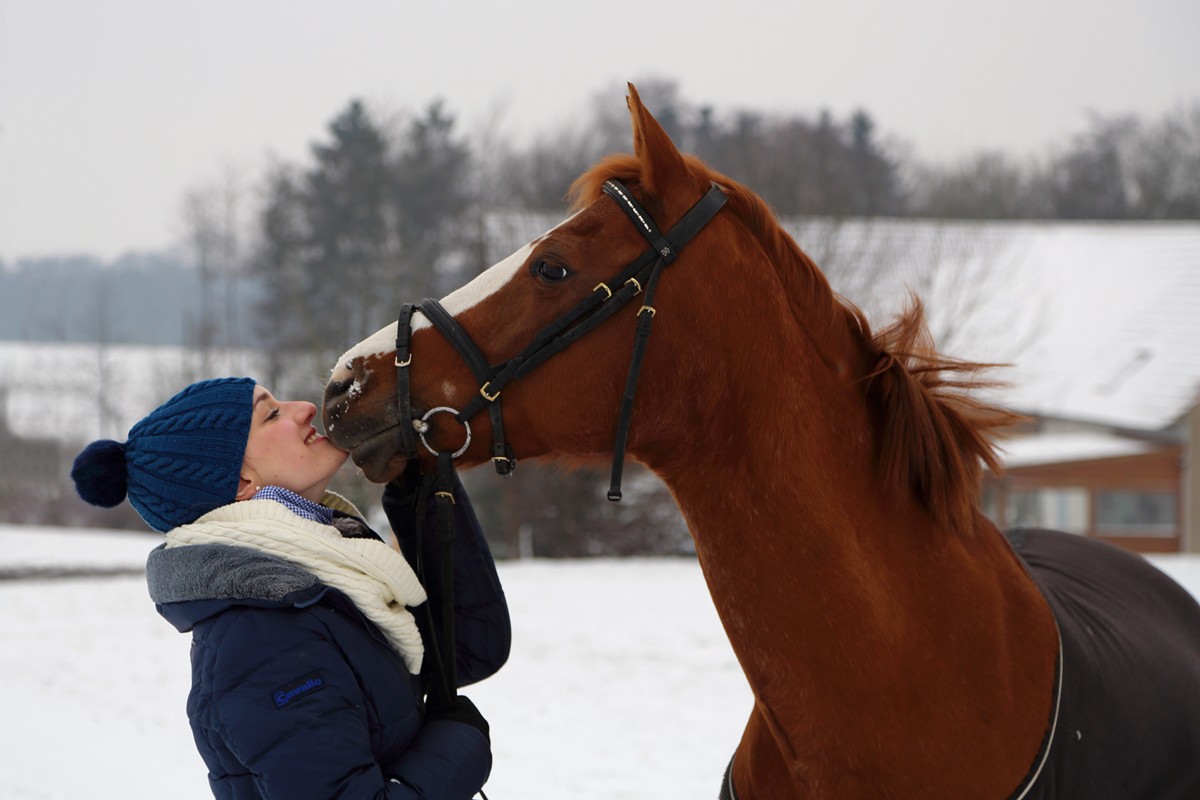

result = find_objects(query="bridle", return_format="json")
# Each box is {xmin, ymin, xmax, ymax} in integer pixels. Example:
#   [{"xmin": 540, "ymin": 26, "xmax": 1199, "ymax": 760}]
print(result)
[
  {"xmin": 391, "ymin": 178, "xmax": 727, "ymax": 500},
  {"xmin": 385, "ymin": 180, "xmax": 724, "ymax": 783}
]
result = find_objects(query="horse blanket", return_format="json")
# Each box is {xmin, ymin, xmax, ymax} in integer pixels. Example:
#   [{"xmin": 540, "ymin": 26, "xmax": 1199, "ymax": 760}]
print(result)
[
  {"xmin": 1008, "ymin": 527, "xmax": 1200, "ymax": 799},
  {"xmin": 719, "ymin": 528, "xmax": 1200, "ymax": 799}
]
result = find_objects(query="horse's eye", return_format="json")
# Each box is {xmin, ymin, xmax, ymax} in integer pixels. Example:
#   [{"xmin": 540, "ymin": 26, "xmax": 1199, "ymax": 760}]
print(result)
[{"xmin": 533, "ymin": 260, "xmax": 570, "ymax": 283}]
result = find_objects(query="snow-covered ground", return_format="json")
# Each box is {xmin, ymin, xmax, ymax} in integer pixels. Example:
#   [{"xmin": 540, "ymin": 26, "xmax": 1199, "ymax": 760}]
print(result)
[{"xmin": 3, "ymin": 525, "xmax": 1199, "ymax": 799}]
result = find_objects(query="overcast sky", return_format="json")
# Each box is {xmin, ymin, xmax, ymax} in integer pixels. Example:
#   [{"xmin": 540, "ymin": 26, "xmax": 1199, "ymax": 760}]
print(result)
[{"xmin": 2, "ymin": 0, "xmax": 1198, "ymax": 262}]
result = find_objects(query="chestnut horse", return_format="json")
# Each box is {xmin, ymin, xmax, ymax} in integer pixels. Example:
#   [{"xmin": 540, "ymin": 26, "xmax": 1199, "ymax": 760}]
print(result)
[{"xmin": 323, "ymin": 86, "xmax": 1200, "ymax": 798}]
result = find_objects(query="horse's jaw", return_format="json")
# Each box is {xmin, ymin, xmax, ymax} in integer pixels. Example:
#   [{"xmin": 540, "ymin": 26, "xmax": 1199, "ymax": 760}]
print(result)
[{"xmin": 346, "ymin": 426, "xmax": 409, "ymax": 483}]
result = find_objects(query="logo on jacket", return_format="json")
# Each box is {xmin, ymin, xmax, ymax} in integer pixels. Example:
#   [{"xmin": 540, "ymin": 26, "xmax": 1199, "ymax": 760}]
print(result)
[{"xmin": 273, "ymin": 671, "xmax": 325, "ymax": 709}]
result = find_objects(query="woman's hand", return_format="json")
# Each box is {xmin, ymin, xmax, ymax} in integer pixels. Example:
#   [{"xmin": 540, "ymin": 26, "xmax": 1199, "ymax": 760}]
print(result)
[{"xmin": 425, "ymin": 694, "xmax": 490, "ymax": 741}]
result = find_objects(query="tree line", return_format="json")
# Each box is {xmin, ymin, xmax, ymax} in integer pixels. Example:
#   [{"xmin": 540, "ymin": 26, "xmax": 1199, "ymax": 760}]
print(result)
[
  {"xmin": 491, "ymin": 79, "xmax": 1200, "ymax": 220},
  {"xmin": 14, "ymin": 79, "xmax": 1200, "ymax": 547},
  {"xmin": 181, "ymin": 79, "xmax": 1198, "ymax": 371}
]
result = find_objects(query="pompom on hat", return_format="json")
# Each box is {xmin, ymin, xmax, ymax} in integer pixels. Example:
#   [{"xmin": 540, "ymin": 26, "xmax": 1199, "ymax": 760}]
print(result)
[{"xmin": 71, "ymin": 377, "xmax": 256, "ymax": 532}]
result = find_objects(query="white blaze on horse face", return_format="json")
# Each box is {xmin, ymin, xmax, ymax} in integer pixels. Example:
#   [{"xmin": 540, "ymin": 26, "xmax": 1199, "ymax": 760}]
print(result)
[
  {"xmin": 435, "ymin": 208, "xmax": 579, "ymax": 321},
  {"xmin": 333, "ymin": 208, "xmax": 582, "ymax": 379},
  {"xmin": 331, "ymin": 242, "xmax": 536, "ymax": 381},
  {"xmin": 435, "ymin": 241, "xmax": 534, "ymax": 323}
]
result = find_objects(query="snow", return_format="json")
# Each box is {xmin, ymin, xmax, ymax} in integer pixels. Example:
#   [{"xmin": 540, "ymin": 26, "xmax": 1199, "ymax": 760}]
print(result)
[
  {"xmin": 4, "ymin": 525, "xmax": 1200, "ymax": 798},
  {"xmin": 996, "ymin": 432, "xmax": 1163, "ymax": 468},
  {"xmin": 0, "ymin": 525, "xmax": 749, "ymax": 799}
]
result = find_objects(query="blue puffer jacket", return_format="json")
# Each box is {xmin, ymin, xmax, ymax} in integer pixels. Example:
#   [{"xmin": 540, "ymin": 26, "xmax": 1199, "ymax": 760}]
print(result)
[{"xmin": 146, "ymin": 475, "xmax": 510, "ymax": 799}]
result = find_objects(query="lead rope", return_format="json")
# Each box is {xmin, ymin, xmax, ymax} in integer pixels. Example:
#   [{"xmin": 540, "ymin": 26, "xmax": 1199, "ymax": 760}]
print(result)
[
  {"xmin": 408, "ymin": 447, "xmax": 489, "ymax": 800},
  {"xmin": 431, "ymin": 449, "xmax": 491, "ymax": 800},
  {"xmin": 436, "ymin": 454, "xmax": 493, "ymax": 800},
  {"xmin": 433, "ymin": 450, "xmax": 458, "ymax": 696}
]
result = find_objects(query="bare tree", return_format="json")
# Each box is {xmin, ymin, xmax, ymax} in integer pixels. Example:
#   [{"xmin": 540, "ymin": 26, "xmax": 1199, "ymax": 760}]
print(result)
[{"xmin": 179, "ymin": 167, "xmax": 249, "ymax": 378}]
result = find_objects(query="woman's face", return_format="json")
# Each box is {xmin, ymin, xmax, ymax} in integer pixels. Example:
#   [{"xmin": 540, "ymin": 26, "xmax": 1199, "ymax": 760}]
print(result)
[{"xmin": 239, "ymin": 386, "xmax": 349, "ymax": 502}]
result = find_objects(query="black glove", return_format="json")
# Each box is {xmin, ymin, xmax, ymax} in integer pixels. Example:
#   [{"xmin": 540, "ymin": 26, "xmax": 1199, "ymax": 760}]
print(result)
[{"xmin": 425, "ymin": 694, "xmax": 490, "ymax": 741}]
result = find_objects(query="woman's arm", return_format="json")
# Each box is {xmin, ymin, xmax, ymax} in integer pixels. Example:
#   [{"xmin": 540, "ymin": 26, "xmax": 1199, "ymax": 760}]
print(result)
[
  {"xmin": 199, "ymin": 604, "xmax": 490, "ymax": 799},
  {"xmin": 383, "ymin": 466, "xmax": 512, "ymax": 687}
]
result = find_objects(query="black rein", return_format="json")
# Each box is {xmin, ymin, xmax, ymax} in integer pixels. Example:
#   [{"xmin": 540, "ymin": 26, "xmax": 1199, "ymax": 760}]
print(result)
[{"xmin": 390, "ymin": 179, "xmax": 723, "ymax": 800}]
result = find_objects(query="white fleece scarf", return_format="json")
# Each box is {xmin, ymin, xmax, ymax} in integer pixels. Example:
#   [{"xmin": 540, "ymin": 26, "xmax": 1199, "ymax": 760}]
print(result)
[{"xmin": 165, "ymin": 495, "xmax": 427, "ymax": 674}]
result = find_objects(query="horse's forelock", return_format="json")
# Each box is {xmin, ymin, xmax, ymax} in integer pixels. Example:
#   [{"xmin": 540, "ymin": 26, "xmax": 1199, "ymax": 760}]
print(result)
[{"xmin": 568, "ymin": 154, "xmax": 643, "ymax": 212}]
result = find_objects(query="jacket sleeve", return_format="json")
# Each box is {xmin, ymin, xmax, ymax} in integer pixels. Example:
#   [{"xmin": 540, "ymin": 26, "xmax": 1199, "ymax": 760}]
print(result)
[
  {"xmin": 383, "ymin": 469, "xmax": 511, "ymax": 687},
  {"xmin": 198, "ymin": 605, "xmax": 490, "ymax": 800}
]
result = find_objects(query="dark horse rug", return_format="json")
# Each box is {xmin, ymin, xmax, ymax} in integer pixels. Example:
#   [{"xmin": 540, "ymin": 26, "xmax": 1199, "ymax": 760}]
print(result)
[
  {"xmin": 719, "ymin": 529, "xmax": 1200, "ymax": 799},
  {"xmin": 1006, "ymin": 528, "xmax": 1200, "ymax": 799}
]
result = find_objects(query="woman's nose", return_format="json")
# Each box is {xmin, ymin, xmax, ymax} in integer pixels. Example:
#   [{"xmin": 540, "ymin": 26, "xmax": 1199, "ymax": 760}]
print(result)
[{"xmin": 289, "ymin": 400, "xmax": 318, "ymax": 421}]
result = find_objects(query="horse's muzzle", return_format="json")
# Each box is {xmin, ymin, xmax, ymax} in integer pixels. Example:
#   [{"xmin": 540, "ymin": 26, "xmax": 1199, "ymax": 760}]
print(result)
[{"xmin": 322, "ymin": 378, "xmax": 370, "ymax": 449}]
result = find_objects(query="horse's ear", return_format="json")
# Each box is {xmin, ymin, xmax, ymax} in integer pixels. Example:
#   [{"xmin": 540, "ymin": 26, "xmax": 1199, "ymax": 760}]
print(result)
[{"xmin": 626, "ymin": 82, "xmax": 695, "ymax": 210}]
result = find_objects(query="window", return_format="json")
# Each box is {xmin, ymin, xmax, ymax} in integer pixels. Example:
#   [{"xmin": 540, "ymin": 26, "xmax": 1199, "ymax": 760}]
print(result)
[
  {"xmin": 1006, "ymin": 488, "xmax": 1088, "ymax": 534},
  {"xmin": 1095, "ymin": 491, "xmax": 1176, "ymax": 536}
]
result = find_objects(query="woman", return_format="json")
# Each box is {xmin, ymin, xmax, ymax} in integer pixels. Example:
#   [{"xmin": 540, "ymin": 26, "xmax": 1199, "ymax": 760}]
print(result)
[{"xmin": 71, "ymin": 376, "xmax": 510, "ymax": 799}]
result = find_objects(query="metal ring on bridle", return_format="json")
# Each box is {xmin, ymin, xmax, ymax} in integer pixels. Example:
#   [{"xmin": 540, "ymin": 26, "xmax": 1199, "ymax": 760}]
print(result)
[{"xmin": 415, "ymin": 406, "xmax": 472, "ymax": 458}]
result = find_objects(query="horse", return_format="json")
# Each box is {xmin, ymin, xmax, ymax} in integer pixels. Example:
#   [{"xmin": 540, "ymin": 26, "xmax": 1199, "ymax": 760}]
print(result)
[{"xmin": 322, "ymin": 84, "xmax": 1200, "ymax": 798}]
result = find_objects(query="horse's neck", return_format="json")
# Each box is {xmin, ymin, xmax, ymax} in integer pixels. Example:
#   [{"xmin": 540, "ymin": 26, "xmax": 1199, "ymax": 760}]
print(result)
[{"xmin": 646, "ymin": 370, "xmax": 1058, "ymax": 796}]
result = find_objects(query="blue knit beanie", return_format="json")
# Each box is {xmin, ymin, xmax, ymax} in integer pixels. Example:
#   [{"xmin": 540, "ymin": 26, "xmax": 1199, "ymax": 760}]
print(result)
[{"xmin": 71, "ymin": 377, "xmax": 256, "ymax": 532}]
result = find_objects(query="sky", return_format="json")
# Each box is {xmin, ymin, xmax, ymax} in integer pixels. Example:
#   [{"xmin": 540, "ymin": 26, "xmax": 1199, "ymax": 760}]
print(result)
[{"xmin": 1, "ymin": 0, "xmax": 1198, "ymax": 262}]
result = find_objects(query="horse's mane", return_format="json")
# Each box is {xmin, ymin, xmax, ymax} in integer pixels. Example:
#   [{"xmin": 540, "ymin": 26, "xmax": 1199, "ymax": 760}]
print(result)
[{"xmin": 571, "ymin": 154, "xmax": 1021, "ymax": 534}]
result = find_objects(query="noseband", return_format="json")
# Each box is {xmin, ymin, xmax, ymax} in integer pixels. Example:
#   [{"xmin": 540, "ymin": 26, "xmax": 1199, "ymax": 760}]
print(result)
[{"xmin": 393, "ymin": 179, "xmax": 727, "ymax": 499}]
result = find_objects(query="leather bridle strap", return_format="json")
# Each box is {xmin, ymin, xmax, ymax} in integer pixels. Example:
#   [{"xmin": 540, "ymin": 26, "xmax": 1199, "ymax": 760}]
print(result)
[
  {"xmin": 433, "ymin": 450, "xmax": 458, "ymax": 695},
  {"xmin": 393, "ymin": 302, "xmax": 419, "ymax": 458},
  {"xmin": 393, "ymin": 179, "xmax": 726, "ymax": 498},
  {"xmin": 601, "ymin": 179, "xmax": 726, "ymax": 499},
  {"xmin": 417, "ymin": 299, "xmax": 517, "ymax": 475}
]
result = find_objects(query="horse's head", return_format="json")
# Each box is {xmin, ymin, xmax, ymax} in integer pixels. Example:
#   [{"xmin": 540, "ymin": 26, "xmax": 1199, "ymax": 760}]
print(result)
[
  {"xmin": 323, "ymin": 84, "xmax": 1014, "ymax": 537},
  {"xmin": 322, "ymin": 84, "xmax": 733, "ymax": 482}
]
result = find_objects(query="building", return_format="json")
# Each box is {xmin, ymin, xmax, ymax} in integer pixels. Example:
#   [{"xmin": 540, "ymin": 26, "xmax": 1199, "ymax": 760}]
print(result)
[{"xmin": 782, "ymin": 216, "xmax": 1200, "ymax": 554}]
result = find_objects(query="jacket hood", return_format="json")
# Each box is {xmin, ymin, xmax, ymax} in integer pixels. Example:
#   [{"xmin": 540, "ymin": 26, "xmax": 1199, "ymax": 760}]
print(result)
[{"xmin": 146, "ymin": 541, "xmax": 328, "ymax": 632}]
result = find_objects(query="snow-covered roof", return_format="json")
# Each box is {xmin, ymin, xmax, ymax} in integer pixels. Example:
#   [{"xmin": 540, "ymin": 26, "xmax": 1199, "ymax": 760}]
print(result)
[
  {"xmin": 995, "ymin": 432, "xmax": 1167, "ymax": 469},
  {"xmin": 786, "ymin": 218, "xmax": 1200, "ymax": 432}
]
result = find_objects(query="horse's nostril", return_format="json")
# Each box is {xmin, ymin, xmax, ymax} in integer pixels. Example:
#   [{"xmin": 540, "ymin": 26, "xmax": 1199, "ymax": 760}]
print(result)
[
  {"xmin": 323, "ymin": 376, "xmax": 359, "ymax": 420},
  {"xmin": 327, "ymin": 377, "xmax": 352, "ymax": 400}
]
